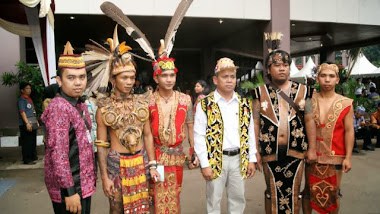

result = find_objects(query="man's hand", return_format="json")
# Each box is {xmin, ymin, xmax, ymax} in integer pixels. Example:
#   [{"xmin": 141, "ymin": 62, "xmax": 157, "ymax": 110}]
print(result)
[
  {"xmin": 65, "ymin": 193, "xmax": 81, "ymax": 213},
  {"xmin": 247, "ymin": 162, "xmax": 256, "ymax": 178},
  {"xmin": 201, "ymin": 167, "xmax": 213, "ymax": 181},
  {"xmin": 26, "ymin": 123, "xmax": 32, "ymax": 132},
  {"xmin": 188, "ymin": 156, "xmax": 200, "ymax": 169},
  {"xmin": 306, "ymin": 149, "xmax": 317, "ymax": 164},
  {"xmin": 342, "ymin": 158, "xmax": 352, "ymax": 173},
  {"xmin": 101, "ymin": 177, "xmax": 115, "ymax": 198},
  {"xmin": 255, "ymin": 153, "xmax": 262, "ymax": 172},
  {"xmin": 150, "ymin": 168, "xmax": 161, "ymax": 182}
]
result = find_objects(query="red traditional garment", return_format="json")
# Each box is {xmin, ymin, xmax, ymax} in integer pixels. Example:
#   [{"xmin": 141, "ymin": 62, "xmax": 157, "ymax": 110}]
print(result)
[
  {"xmin": 309, "ymin": 163, "xmax": 339, "ymax": 214},
  {"xmin": 311, "ymin": 93, "xmax": 353, "ymax": 165},
  {"xmin": 149, "ymin": 91, "xmax": 193, "ymax": 214},
  {"xmin": 309, "ymin": 93, "xmax": 353, "ymax": 213}
]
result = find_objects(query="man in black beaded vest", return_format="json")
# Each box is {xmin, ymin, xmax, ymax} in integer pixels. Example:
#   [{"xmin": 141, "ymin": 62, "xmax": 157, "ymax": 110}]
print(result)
[{"xmin": 252, "ymin": 49, "xmax": 316, "ymax": 214}]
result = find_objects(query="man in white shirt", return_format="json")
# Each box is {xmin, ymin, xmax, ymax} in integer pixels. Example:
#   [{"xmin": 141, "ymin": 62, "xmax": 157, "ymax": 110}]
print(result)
[{"xmin": 194, "ymin": 57, "xmax": 257, "ymax": 214}]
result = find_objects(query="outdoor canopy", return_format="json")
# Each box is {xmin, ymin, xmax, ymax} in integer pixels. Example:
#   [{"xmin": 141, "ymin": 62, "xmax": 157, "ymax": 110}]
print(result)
[
  {"xmin": 0, "ymin": 0, "xmax": 56, "ymax": 86},
  {"xmin": 348, "ymin": 53, "xmax": 379, "ymax": 78}
]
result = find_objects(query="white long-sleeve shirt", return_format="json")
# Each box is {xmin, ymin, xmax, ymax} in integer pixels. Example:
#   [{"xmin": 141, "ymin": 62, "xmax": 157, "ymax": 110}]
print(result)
[{"xmin": 194, "ymin": 90, "xmax": 257, "ymax": 168}]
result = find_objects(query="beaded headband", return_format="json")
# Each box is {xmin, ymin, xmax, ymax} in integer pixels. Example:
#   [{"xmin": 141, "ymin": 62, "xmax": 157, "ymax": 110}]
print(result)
[{"xmin": 317, "ymin": 63, "xmax": 339, "ymax": 76}]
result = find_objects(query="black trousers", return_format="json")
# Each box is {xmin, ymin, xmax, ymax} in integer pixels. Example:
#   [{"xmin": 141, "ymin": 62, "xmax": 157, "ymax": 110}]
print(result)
[
  {"xmin": 373, "ymin": 128, "xmax": 380, "ymax": 147},
  {"xmin": 355, "ymin": 128, "xmax": 372, "ymax": 149},
  {"xmin": 19, "ymin": 125, "xmax": 37, "ymax": 163},
  {"xmin": 52, "ymin": 197, "xmax": 91, "ymax": 214}
]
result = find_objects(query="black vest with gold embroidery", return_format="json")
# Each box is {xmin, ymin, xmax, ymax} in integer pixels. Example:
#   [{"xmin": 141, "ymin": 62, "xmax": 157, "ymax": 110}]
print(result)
[
  {"xmin": 252, "ymin": 82, "xmax": 309, "ymax": 162},
  {"xmin": 200, "ymin": 91, "xmax": 251, "ymax": 179}
]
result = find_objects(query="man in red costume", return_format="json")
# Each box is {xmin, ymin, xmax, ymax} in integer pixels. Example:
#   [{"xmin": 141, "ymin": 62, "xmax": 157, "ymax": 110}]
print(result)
[
  {"xmin": 148, "ymin": 45, "xmax": 199, "ymax": 214},
  {"xmin": 303, "ymin": 62, "xmax": 354, "ymax": 214}
]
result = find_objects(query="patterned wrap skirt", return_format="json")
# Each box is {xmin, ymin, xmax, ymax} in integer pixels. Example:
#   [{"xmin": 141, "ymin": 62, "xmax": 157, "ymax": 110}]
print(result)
[{"xmin": 107, "ymin": 149, "xmax": 150, "ymax": 214}]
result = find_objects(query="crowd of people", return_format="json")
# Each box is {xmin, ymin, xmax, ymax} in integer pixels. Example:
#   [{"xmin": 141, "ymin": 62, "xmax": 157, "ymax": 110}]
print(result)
[
  {"xmin": 14, "ymin": 2, "xmax": 373, "ymax": 214},
  {"xmin": 18, "ymin": 42, "xmax": 368, "ymax": 214}
]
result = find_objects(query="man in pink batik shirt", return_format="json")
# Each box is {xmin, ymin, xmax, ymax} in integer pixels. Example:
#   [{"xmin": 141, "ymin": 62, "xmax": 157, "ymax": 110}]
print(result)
[{"xmin": 41, "ymin": 42, "xmax": 96, "ymax": 214}]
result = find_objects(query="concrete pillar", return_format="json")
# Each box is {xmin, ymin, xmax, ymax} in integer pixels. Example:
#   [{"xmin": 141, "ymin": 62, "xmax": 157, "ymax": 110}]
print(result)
[
  {"xmin": 314, "ymin": 54, "xmax": 319, "ymax": 66},
  {"xmin": 263, "ymin": 0, "xmax": 290, "ymax": 60},
  {"xmin": 0, "ymin": 28, "xmax": 21, "ymax": 129},
  {"xmin": 302, "ymin": 56, "xmax": 306, "ymax": 67},
  {"xmin": 201, "ymin": 47, "xmax": 215, "ymax": 87},
  {"xmin": 320, "ymin": 49, "xmax": 335, "ymax": 64},
  {"xmin": 342, "ymin": 50, "xmax": 348, "ymax": 67}
]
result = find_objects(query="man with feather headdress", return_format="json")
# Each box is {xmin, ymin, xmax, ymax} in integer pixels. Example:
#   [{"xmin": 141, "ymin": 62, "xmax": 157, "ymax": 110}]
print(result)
[
  {"xmin": 148, "ymin": 40, "xmax": 199, "ymax": 214},
  {"xmin": 99, "ymin": 1, "xmax": 197, "ymax": 213},
  {"xmin": 83, "ymin": 26, "xmax": 159, "ymax": 214},
  {"xmin": 251, "ymin": 33, "xmax": 317, "ymax": 214}
]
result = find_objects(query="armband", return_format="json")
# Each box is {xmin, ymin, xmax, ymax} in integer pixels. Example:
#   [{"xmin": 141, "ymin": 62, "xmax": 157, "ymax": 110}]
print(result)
[{"xmin": 94, "ymin": 140, "xmax": 110, "ymax": 148}]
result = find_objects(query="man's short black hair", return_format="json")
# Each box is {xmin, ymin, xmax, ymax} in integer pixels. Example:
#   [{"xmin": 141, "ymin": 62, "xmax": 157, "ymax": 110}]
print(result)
[
  {"xmin": 56, "ymin": 67, "xmax": 64, "ymax": 78},
  {"xmin": 370, "ymin": 87, "xmax": 377, "ymax": 93},
  {"xmin": 19, "ymin": 82, "xmax": 31, "ymax": 90}
]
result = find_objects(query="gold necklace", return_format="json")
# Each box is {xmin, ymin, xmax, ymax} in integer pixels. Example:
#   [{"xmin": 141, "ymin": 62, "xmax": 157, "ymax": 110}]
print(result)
[{"xmin": 158, "ymin": 91, "xmax": 174, "ymax": 103}]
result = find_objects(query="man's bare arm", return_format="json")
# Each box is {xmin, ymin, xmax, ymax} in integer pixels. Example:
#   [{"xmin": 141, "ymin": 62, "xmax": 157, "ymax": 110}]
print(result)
[
  {"xmin": 187, "ymin": 122, "xmax": 195, "ymax": 148},
  {"xmin": 95, "ymin": 108, "xmax": 108, "ymax": 180},
  {"xmin": 143, "ymin": 121, "xmax": 155, "ymax": 162},
  {"xmin": 252, "ymin": 99, "xmax": 261, "ymax": 151},
  {"xmin": 304, "ymin": 112, "xmax": 317, "ymax": 162},
  {"xmin": 342, "ymin": 105, "xmax": 354, "ymax": 172},
  {"xmin": 252, "ymin": 99, "xmax": 262, "ymax": 171}
]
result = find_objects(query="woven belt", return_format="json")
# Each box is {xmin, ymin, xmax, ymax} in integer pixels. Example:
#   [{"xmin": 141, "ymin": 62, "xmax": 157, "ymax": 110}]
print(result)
[{"xmin": 222, "ymin": 148, "xmax": 240, "ymax": 156}]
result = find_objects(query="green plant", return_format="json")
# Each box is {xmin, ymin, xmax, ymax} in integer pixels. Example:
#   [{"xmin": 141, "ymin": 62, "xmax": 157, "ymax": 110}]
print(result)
[
  {"xmin": 240, "ymin": 71, "xmax": 265, "ymax": 99},
  {"xmin": 1, "ymin": 61, "xmax": 45, "ymax": 116}
]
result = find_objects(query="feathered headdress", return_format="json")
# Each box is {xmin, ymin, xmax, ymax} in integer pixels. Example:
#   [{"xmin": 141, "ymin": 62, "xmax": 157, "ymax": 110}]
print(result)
[
  {"xmin": 264, "ymin": 32, "xmax": 283, "ymax": 53},
  {"xmin": 82, "ymin": 25, "xmax": 135, "ymax": 96},
  {"xmin": 264, "ymin": 32, "xmax": 291, "ymax": 67},
  {"xmin": 100, "ymin": 0, "xmax": 193, "ymax": 77}
]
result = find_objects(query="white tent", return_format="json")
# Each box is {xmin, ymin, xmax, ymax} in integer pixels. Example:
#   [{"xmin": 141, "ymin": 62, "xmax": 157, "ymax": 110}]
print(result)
[
  {"xmin": 290, "ymin": 59, "xmax": 300, "ymax": 76},
  {"xmin": 300, "ymin": 57, "xmax": 316, "ymax": 78},
  {"xmin": 349, "ymin": 53, "xmax": 378, "ymax": 78},
  {"xmin": 290, "ymin": 58, "xmax": 316, "ymax": 83}
]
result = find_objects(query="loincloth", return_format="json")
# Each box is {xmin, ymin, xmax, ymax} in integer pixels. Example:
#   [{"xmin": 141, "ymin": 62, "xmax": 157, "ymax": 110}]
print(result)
[
  {"xmin": 263, "ymin": 146, "xmax": 304, "ymax": 214},
  {"xmin": 107, "ymin": 149, "xmax": 149, "ymax": 214},
  {"xmin": 308, "ymin": 163, "xmax": 341, "ymax": 214}
]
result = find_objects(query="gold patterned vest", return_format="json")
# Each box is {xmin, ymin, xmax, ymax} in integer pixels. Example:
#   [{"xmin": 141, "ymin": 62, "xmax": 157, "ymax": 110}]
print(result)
[
  {"xmin": 200, "ymin": 91, "xmax": 251, "ymax": 179},
  {"xmin": 253, "ymin": 82, "xmax": 309, "ymax": 162},
  {"xmin": 97, "ymin": 92, "xmax": 150, "ymax": 152},
  {"xmin": 312, "ymin": 93, "xmax": 353, "ymax": 165}
]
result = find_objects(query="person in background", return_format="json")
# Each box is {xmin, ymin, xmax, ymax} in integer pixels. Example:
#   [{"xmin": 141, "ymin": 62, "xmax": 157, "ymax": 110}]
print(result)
[
  {"xmin": 355, "ymin": 78, "xmax": 365, "ymax": 98},
  {"xmin": 42, "ymin": 83, "xmax": 59, "ymax": 111},
  {"xmin": 193, "ymin": 80, "xmax": 209, "ymax": 116},
  {"xmin": 370, "ymin": 102, "xmax": 380, "ymax": 148},
  {"xmin": 133, "ymin": 79, "xmax": 145, "ymax": 94},
  {"xmin": 368, "ymin": 78, "xmax": 376, "ymax": 89},
  {"xmin": 84, "ymin": 95, "xmax": 98, "ymax": 170},
  {"xmin": 18, "ymin": 82, "xmax": 38, "ymax": 165},
  {"xmin": 354, "ymin": 106, "xmax": 374, "ymax": 151},
  {"xmin": 144, "ymin": 85, "xmax": 154, "ymax": 92},
  {"xmin": 368, "ymin": 87, "xmax": 380, "ymax": 106}
]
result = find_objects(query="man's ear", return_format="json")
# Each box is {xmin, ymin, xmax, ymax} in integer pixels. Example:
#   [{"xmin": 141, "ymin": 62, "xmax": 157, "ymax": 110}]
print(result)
[
  {"xmin": 213, "ymin": 75, "xmax": 218, "ymax": 86},
  {"xmin": 153, "ymin": 76, "xmax": 159, "ymax": 84},
  {"xmin": 56, "ymin": 76, "xmax": 62, "ymax": 87}
]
